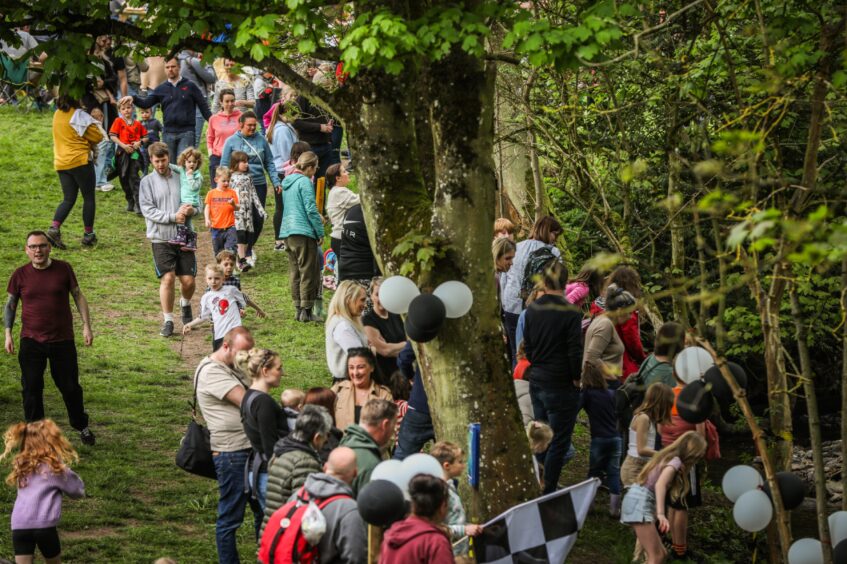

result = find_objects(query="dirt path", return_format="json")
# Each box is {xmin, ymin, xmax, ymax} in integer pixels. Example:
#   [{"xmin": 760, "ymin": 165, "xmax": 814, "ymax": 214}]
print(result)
[{"xmin": 169, "ymin": 227, "xmax": 217, "ymax": 370}]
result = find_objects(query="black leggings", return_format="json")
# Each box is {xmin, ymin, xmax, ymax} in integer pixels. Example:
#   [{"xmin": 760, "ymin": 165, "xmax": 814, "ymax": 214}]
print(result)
[
  {"xmin": 273, "ymin": 186, "xmax": 284, "ymax": 241},
  {"xmin": 13, "ymin": 527, "xmax": 61, "ymax": 558},
  {"xmin": 54, "ymin": 163, "xmax": 96, "ymax": 228}
]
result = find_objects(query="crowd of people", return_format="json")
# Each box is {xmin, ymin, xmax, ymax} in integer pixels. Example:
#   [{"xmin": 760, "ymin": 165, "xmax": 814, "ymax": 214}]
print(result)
[{"xmin": 0, "ymin": 33, "xmax": 719, "ymax": 564}]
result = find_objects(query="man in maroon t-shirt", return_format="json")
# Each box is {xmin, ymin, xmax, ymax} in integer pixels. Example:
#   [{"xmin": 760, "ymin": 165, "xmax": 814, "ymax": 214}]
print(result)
[{"xmin": 4, "ymin": 231, "xmax": 96, "ymax": 445}]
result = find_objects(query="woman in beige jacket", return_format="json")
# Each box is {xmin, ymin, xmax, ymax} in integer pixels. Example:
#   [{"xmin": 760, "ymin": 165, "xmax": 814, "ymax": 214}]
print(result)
[{"xmin": 331, "ymin": 347, "xmax": 392, "ymax": 430}]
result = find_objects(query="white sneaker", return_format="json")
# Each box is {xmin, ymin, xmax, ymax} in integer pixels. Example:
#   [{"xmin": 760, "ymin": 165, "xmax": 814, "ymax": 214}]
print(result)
[
  {"xmin": 99, "ymin": 183, "xmax": 114, "ymax": 192},
  {"xmin": 246, "ymin": 253, "xmax": 256, "ymax": 268}
]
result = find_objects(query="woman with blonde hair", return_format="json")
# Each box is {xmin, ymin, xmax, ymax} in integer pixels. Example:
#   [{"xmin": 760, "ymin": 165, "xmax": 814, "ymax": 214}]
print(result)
[
  {"xmin": 236, "ymin": 348, "xmax": 288, "ymax": 509},
  {"xmin": 280, "ymin": 150, "xmax": 325, "ymax": 321},
  {"xmin": 325, "ymin": 280, "xmax": 369, "ymax": 381}
]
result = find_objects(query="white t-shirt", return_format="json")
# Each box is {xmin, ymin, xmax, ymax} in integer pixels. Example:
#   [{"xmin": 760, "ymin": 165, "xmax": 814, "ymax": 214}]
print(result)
[
  {"xmin": 200, "ymin": 286, "xmax": 246, "ymax": 339},
  {"xmin": 1, "ymin": 30, "xmax": 38, "ymax": 60}
]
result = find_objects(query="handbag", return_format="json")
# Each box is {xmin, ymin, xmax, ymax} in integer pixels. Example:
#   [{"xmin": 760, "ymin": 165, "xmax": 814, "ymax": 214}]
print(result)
[{"xmin": 176, "ymin": 360, "xmax": 217, "ymax": 479}]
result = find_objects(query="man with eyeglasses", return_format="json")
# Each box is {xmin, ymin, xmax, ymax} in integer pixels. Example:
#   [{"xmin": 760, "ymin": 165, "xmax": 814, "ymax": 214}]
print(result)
[{"xmin": 4, "ymin": 231, "xmax": 95, "ymax": 446}]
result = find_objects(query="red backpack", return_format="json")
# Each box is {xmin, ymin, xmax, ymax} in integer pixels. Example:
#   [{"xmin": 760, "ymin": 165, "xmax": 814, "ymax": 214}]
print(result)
[{"xmin": 258, "ymin": 487, "xmax": 351, "ymax": 564}]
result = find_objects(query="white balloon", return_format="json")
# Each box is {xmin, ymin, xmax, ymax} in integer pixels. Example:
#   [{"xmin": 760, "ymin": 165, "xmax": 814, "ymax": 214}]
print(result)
[
  {"xmin": 733, "ymin": 489, "xmax": 773, "ymax": 532},
  {"xmin": 829, "ymin": 511, "xmax": 847, "ymax": 545},
  {"xmin": 675, "ymin": 346, "xmax": 715, "ymax": 384},
  {"xmin": 379, "ymin": 276, "xmax": 420, "ymax": 314},
  {"xmin": 722, "ymin": 465, "xmax": 764, "ymax": 502},
  {"xmin": 371, "ymin": 460, "xmax": 407, "ymax": 492},
  {"xmin": 788, "ymin": 538, "xmax": 824, "ymax": 564},
  {"xmin": 401, "ymin": 453, "xmax": 446, "ymax": 486},
  {"xmin": 433, "ymin": 281, "xmax": 473, "ymax": 318}
]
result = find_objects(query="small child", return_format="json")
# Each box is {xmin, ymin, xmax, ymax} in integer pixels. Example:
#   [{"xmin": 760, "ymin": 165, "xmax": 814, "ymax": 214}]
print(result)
[
  {"xmin": 526, "ymin": 420, "xmax": 553, "ymax": 485},
  {"xmin": 168, "ymin": 147, "xmax": 203, "ymax": 251},
  {"xmin": 214, "ymin": 250, "xmax": 267, "ymax": 318},
  {"xmin": 183, "ymin": 264, "xmax": 246, "ymax": 351},
  {"xmin": 565, "ymin": 265, "xmax": 604, "ymax": 309},
  {"xmin": 139, "ymin": 107, "xmax": 162, "ymax": 174},
  {"xmin": 204, "ymin": 167, "xmax": 239, "ymax": 255},
  {"xmin": 109, "ymin": 96, "xmax": 149, "ymax": 214},
  {"xmin": 1, "ymin": 420, "xmax": 85, "ymax": 564},
  {"xmin": 229, "ymin": 150, "xmax": 267, "ymax": 272},
  {"xmin": 389, "ymin": 371, "xmax": 411, "ymax": 434},
  {"xmin": 621, "ymin": 383, "xmax": 674, "ymax": 487},
  {"xmin": 493, "ymin": 217, "xmax": 515, "ymax": 240},
  {"xmin": 620, "ymin": 431, "xmax": 707, "ymax": 564},
  {"xmin": 580, "ymin": 360, "xmax": 623, "ymax": 516},
  {"xmin": 280, "ymin": 389, "xmax": 305, "ymax": 431},
  {"xmin": 430, "ymin": 441, "xmax": 484, "ymax": 555},
  {"xmin": 90, "ymin": 106, "xmax": 114, "ymax": 192}
]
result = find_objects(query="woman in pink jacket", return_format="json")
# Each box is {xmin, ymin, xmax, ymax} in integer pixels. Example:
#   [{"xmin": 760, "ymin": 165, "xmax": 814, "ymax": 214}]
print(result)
[{"xmin": 206, "ymin": 88, "xmax": 241, "ymax": 186}]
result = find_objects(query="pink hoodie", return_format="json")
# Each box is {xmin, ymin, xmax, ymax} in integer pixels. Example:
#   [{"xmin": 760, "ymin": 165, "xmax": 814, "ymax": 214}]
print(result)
[{"xmin": 207, "ymin": 109, "xmax": 242, "ymax": 157}]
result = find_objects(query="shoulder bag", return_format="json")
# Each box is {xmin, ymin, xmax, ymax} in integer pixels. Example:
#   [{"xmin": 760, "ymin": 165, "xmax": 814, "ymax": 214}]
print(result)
[{"xmin": 176, "ymin": 359, "xmax": 217, "ymax": 479}]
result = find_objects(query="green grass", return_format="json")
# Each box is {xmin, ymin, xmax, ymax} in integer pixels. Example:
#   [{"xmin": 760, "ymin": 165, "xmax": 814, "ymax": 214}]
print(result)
[
  {"xmin": 0, "ymin": 108, "xmax": 328, "ymax": 562},
  {"xmin": 0, "ymin": 109, "xmax": 765, "ymax": 563}
]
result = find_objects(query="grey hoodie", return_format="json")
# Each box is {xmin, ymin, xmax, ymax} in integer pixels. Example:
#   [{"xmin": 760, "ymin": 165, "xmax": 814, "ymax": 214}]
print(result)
[
  {"xmin": 139, "ymin": 168, "xmax": 189, "ymax": 243},
  {"xmin": 294, "ymin": 473, "xmax": 366, "ymax": 564}
]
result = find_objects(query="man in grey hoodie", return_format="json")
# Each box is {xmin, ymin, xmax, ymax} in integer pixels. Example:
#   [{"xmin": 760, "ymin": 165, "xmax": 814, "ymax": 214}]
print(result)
[
  {"xmin": 178, "ymin": 50, "xmax": 216, "ymax": 146},
  {"xmin": 139, "ymin": 142, "xmax": 196, "ymax": 337},
  {"xmin": 293, "ymin": 446, "xmax": 366, "ymax": 564}
]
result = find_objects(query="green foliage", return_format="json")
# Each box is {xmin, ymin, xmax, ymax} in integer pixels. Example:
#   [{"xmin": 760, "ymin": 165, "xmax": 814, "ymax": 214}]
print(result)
[{"xmin": 391, "ymin": 231, "xmax": 452, "ymax": 277}]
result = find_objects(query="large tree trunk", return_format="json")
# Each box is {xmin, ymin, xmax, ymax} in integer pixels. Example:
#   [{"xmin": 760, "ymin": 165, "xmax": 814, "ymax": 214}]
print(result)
[{"xmin": 345, "ymin": 51, "xmax": 538, "ymax": 518}]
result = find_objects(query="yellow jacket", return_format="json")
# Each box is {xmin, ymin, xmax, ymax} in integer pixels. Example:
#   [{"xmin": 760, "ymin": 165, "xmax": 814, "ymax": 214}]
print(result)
[{"xmin": 53, "ymin": 109, "xmax": 103, "ymax": 171}]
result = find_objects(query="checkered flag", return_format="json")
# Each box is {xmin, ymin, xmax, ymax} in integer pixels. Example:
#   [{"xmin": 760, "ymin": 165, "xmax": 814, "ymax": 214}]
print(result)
[{"xmin": 474, "ymin": 478, "xmax": 600, "ymax": 563}]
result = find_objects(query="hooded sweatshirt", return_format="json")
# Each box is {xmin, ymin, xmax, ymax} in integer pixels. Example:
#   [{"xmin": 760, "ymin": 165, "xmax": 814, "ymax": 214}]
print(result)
[
  {"xmin": 300, "ymin": 473, "xmax": 366, "ymax": 564},
  {"xmin": 378, "ymin": 515, "xmax": 454, "ymax": 564},
  {"xmin": 279, "ymin": 172, "xmax": 324, "ymax": 240},
  {"xmin": 338, "ymin": 424, "xmax": 383, "ymax": 496}
]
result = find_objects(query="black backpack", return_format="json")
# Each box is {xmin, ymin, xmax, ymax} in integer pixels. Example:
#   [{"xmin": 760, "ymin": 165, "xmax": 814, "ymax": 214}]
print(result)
[
  {"xmin": 614, "ymin": 357, "xmax": 668, "ymax": 433},
  {"xmin": 520, "ymin": 246, "xmax": 560, "ymax": 302}
]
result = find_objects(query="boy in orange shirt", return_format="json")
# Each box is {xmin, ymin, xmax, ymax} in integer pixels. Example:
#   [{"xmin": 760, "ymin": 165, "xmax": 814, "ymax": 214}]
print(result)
[
  {"xmin": 109, "ymin": 97, "xmax": 149, "ymax": 214},
  {"xmin": 204, "ymin": 167, "xmax": 239, "ymax": 254}
]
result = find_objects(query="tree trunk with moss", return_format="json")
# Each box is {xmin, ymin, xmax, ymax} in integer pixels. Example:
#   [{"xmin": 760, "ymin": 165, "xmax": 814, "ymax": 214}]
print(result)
[{"xmin": 339, "ymin": 49, "xmax": 538, "ymax": 518}]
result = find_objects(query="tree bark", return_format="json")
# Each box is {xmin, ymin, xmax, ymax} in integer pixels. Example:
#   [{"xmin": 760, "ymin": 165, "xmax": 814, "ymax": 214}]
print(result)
[
  {"xmin": 842, "ymin": 256, "xmax": 847, "ymax": 511},
  {"xmin": 790, "ymin": 286, "xmax": 832, "ymax": 562},
  {"xmin": 347, "ymin": 53, "xmax": 538, "ymax": 518}
]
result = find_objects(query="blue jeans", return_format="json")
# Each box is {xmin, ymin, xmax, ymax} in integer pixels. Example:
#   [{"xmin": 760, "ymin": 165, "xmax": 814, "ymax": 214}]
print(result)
[
  {"xmin": 393, "ymin": 407, "xmax": 435, "ymax": 460},
  {"xmin": 94, "ymin": 139, "xmax": 114, "ymax": 186},
  {"xmin": 211, "ymin": 227, "xmax": 237, "ymax": 254},
  {"xmin": 247, "ymin": 470, "xmax": 269, "ymax": 511},
  {"xmin": 213, "ymin": 450, "xmax": 263, "ymax": 564},
  {"xmin": 311, "ymin": 142, "xmax": 340, "ymax": 181},
  {"xmin": 162, "ymin": 130, "xmax": 194, "ymax": 161},
  {"xmin": 588, "ymin": 436, "xmax": 622, "ymax": 495},
  {"xmin": 530, "ymin": 382, "xmax": 581, "ymax": 494},
  {"xmin": 209, "ymin": 154, "xmax": 221, "ymax": 188},
  {"xmin": 195, "ymin": 107, "xmax": 206, "ymax": 147}
]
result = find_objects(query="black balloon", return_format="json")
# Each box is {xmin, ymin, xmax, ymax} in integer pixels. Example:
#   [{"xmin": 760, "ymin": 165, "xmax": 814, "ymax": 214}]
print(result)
[
  {"xmin": 677, "ymin": 380, "xmax": 714, "ymax": 424},
  {"xmin": 834, "ymin": 539, "xmax": 847, "ymax": 564},
  {"xmin": 405, "ymin": 293, "xmax": 447, "ymax": 343},
  {"xmin": 703, "ymin": 362, "xmax": 748, "ymax": 404},
  {"xmin": 763, "ymin": 472, "xmax": 806, "ymax": 511},
  {"xmin": 357, "ymin": 480, "xmax": 407, "ymax": 527}
]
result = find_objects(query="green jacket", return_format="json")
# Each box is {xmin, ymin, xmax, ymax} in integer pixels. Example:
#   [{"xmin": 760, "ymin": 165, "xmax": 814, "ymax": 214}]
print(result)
[
  {"xmin": 339, "ymin": 424, "xmax": 384, "ymax": 497},
  {"xmin": 262, "ymin": 436, "xmax": 322, "ymax": 531},
  {"xmin": 278, "ymin": 172, "xmax": 323, "ymax": 240}
]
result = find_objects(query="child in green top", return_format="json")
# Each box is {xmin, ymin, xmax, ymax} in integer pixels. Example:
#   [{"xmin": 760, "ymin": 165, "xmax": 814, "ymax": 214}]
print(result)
[{"xmin": 168, "ymin": 147, "xmax": 203, "ymax": 251}]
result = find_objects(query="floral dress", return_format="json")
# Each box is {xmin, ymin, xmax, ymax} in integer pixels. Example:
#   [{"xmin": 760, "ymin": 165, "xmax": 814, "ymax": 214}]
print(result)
[{"xmin": 231, "ymin": 171, "xmax": 266, "ymax": 233}]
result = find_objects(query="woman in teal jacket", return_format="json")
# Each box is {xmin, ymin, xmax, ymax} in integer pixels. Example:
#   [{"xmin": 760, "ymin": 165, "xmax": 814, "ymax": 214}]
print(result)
[
  {"xmin": 279, "ymin": 151, "xmax": 324, "ymax": 322},
  {"xmin": 220, "ymin": 111, "xmax": 281, "ymax": 263}
]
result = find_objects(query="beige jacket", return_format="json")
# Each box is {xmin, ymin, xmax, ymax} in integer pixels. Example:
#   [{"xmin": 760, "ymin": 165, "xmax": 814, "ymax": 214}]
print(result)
[{"xmin": 331, "ymin": 379, "xmax": 392, "ymax": 431}]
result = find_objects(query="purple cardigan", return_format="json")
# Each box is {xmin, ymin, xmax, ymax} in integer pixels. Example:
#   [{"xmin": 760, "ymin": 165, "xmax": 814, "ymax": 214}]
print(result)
[{"xmin": 11, "ymin": 465, "xmax": 85, "ymax": 530}]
